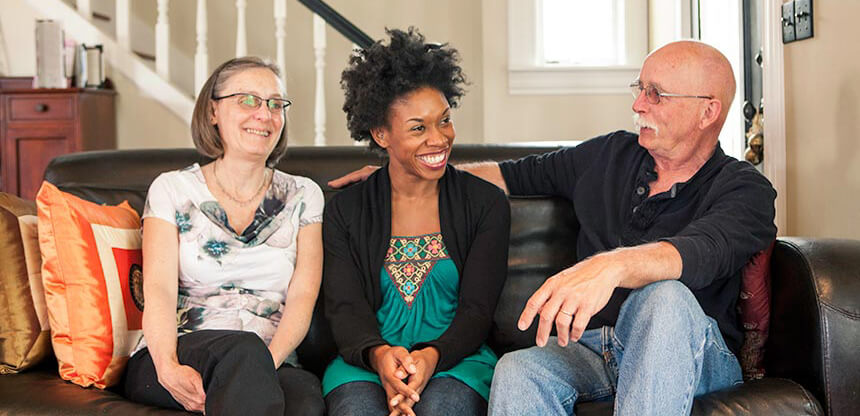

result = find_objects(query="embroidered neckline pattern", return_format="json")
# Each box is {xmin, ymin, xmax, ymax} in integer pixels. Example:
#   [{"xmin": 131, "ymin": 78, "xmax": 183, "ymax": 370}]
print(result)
[{"xmin": 384, "ymin": 233, "xmax": 449, "ymax": 308}]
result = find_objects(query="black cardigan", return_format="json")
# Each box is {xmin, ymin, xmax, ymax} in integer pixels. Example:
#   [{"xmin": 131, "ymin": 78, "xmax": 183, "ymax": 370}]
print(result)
[{"xmin": 323, "ymin": 164, "xmax": 511, "ymax": 372}]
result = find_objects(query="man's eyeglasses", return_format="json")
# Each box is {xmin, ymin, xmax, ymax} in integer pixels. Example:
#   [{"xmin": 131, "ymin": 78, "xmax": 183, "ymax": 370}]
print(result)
[
  {"xmin": 213, "ymin": 93, "xmax": 292, "ymax": 113},
  {"xmin": 629, "ymin": 81, "xmax": 713, "ymax": 105}
]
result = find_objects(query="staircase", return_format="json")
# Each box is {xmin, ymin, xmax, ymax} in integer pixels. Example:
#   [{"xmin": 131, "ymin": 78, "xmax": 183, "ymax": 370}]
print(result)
[{"xmin": 23, "ymin": 0, "xmax": 372, "ymax": 146}]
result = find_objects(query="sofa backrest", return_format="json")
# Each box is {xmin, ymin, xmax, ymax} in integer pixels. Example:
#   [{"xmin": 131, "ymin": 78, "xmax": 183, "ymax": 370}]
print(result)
[{"xmin": 43, "ymin": 145, "xmax": 578, "ymax": 376}]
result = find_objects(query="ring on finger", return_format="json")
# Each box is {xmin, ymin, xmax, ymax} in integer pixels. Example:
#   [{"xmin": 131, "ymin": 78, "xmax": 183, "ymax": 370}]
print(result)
[{"xmin": 559, "ymin": 309, "xmax": 573, "ymax": 316}]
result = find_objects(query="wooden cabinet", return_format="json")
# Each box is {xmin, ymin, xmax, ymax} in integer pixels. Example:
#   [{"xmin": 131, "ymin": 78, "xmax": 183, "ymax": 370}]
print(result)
[{"xmin": 0, "ymin": 77, "xmax": 116, "ymax": 200}]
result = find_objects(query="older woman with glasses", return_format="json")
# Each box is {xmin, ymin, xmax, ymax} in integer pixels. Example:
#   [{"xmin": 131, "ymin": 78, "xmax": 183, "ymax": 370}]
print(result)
[{"xmin": 122, "ymin": 56, "xmax": 325, "ymax": 416}]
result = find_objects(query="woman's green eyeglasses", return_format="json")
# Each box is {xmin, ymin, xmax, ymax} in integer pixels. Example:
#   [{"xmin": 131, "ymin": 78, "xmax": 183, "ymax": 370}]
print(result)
[{"xmin": 213, "ymin": 93, "xmax": 292, "ymax": 113}]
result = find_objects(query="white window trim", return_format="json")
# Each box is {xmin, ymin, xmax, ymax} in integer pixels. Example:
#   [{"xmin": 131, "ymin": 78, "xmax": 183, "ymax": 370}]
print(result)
[
  {"xmin": 509, "ymin": 65, "xmax": 642, "ymax": 95},
  {"xmin": 507, "ymin": 0, "xmax": 648, "ymax": 95}
]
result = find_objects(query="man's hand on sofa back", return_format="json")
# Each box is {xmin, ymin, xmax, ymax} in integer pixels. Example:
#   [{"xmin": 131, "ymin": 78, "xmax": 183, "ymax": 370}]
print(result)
[{"xmin": 327, "ymin": 165, "xmax": 380, "ymax": 188}]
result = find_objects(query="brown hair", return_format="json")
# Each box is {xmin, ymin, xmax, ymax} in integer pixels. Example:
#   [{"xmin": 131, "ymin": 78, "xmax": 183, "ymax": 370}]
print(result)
[{"xmin": 191, "ymin": 56, "xmax": 288, "ymax": 167}]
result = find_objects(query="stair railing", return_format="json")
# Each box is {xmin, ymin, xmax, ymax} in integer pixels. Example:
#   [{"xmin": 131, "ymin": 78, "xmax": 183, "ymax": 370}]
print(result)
[{"xmin": 72, "ymin": 0, "xmax": 372, "ymax": 146}]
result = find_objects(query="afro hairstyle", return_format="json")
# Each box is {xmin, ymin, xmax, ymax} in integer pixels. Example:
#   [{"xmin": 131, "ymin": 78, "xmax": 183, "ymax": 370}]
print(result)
[{"xmin": 340, "ymin": 27, "xmax": 467, "ymax": 150}]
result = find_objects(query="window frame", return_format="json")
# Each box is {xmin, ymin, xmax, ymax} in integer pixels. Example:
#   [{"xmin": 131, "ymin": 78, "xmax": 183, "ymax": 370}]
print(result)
[{"xmin": 507, "ymin": 0, "xmax": 648, "ymax": 95}]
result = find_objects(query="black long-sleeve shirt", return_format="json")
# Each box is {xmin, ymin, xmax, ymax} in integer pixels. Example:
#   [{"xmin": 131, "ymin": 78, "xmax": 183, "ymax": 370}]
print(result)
[
  {"xmin": 323, "ymin": 164, "xmax": 511, "ymax": 372},
  {"xmin": 499, "ymin": 130, "xmax": 777, "ymax": 354}
]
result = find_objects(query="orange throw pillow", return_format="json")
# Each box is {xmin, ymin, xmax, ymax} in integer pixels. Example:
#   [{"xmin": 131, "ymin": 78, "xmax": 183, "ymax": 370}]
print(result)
[
  {"xmin": 0, "ymin": 193, "xmax": 51, "ymax": 373},
  {"xmin": 36, "ymin": 182, "xmax": 144, "ymax": 388}
]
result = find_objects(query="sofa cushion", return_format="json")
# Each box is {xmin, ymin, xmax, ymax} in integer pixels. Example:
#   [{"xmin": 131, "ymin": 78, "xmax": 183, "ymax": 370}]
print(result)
[
  {"xmin": 36, "ymin": 182, "xmax": 144, "ymax": 388},
  {"xmin": 0, "ymin": 193, "xmax": 51, "ymax": 374},
  {"xmin": 0, "ymin": 364, "xmax": 191, "ymax": 415}
]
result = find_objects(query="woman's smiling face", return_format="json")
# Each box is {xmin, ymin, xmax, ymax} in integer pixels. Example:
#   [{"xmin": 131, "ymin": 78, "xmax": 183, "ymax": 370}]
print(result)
[
  {"xmin": 373, "ymin": 87, "xmax": 455, "ymax": 183},
  {"xmin": 211, "ymin": 67, "xmax": 286, "ymax": 162}
]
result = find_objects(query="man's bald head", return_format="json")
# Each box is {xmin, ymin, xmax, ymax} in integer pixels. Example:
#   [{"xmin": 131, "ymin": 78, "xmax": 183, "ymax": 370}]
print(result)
[{"xmin": 646, "ymin": 40, "xmax": 736, "ymax": 125}]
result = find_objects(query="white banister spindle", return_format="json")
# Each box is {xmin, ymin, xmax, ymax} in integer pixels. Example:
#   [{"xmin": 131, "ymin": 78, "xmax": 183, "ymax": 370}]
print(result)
[
  {"xmin": 115, "ymin": 0, "xmax": 130, "ymax": 49},
  {"xmin": 194, "ymin": 0, "xmax": 209, "ymax": 95},
  {"xmin": 235, "ymin": 0, "xmax": 247, "ymax": 57},
  {"xmin": 156, "ymin": 0, "xmax": 169, "ymax": 78},
  {"xmin": 351, "ymin": 43, "xmax": 363, "ymax": 146},
  {"xmin": 313, "ymin": 14, "xmax": 326, "ymax": 146},
  {"xmin": 351, "ymin": 42, "xmax": 363, "ymax": 146},
  {"xmin": 274, "ymin": 0, "xmax": 287, "ymax": 92},
  {"xmin": 77, "ymin": 0, "xmax": 91, "ymax": 20}
]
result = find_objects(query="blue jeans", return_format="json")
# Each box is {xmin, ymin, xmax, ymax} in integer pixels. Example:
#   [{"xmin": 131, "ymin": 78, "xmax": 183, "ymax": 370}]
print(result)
[
  {"xmin": 488, "ymin": 280, "xmax": 742, "ymax": 415},
  {"xmin": 326, "ymin": 377, "xmax": 487, "ymax": 416}
]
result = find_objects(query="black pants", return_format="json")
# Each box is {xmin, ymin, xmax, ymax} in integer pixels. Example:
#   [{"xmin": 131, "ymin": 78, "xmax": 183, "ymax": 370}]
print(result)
[{"xmin": 123, "ymin": 330, "xmax": 324, "ymax": 416}]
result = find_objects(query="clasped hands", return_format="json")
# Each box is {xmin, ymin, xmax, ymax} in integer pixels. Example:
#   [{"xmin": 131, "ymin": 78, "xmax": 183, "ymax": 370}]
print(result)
[
  {"xmin": 518, "ymin": 251, "xmax": 626, "ymax": 347},
  {"xmin": 370, "ymin": 344, "xmax": 439, "ymax": 416}
]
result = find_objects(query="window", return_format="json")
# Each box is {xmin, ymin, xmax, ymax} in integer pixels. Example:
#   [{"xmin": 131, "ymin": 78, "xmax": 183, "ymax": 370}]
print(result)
[
  {"xmin": 541, "ymin": 0, "xmax": 623, "ymax": 66},
  {"xmin": 508, "ymin": 0, "xmax": 647, "ymax": 95},
  {"xmin": 695, "ymin": 0, "xmax": 745, "ymax": 160}
]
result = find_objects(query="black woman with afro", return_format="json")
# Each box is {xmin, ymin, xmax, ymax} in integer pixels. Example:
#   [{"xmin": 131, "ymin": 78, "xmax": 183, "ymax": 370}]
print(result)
[{"xmin": 321, "ymin": 28, "xmax": 510, "ymax": 416}]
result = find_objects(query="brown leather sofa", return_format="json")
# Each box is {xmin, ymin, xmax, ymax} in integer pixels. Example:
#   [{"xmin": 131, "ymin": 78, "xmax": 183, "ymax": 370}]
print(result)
[{"xmin": 1, "ymin": 145, "xmax": 856, "ymax": 415}]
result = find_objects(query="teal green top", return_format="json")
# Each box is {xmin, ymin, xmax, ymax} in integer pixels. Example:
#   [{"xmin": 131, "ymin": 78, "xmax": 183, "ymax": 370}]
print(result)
[{"xmin": 322, "ymin": 233, "xmax": 497, "ymax": 399}]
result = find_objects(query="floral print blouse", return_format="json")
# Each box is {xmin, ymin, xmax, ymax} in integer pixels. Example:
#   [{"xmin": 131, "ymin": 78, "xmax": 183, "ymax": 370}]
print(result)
[{"xmin": 133, "ymin": 163, "xmax": 323, "ymax": 366}]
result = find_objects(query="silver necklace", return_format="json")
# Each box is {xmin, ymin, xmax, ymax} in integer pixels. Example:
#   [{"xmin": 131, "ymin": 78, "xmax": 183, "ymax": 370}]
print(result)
[{"xmin": 212, "ymin": 160, "xmax": 270, "ymax": 207}]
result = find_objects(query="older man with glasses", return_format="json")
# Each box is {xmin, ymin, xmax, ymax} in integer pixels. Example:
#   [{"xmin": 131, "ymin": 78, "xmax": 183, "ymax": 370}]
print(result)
[
  {"xmin": 328, "ymin": 40, "xmax": 777, "ymax": 415},
  {"xmin": 484, "ymin": 39, "xmax": 776, "ymax": 416}
]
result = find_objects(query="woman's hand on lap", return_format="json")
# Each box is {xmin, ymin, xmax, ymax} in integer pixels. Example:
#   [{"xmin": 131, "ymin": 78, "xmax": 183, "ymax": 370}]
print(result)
[{"xmin": 156, "ymin": 362, "xmax": 206, "ymax": 412}]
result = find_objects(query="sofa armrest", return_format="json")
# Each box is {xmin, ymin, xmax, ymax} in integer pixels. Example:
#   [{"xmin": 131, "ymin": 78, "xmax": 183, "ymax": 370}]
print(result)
[{"xmin": 767, "ymin": 237, "xmax": 860, "ymax": 416}]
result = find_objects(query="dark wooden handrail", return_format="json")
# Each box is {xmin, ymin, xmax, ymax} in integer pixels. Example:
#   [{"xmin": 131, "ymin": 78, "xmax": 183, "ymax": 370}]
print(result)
[{"xmin": 297, "ymin": 0, "xmax": 374, "ymax": 49}]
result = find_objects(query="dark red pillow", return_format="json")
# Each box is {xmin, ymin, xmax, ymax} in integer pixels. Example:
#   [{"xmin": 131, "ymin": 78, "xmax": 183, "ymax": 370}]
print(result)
[{"xmin": 737, "ymin": 241, "xmax": 775, "ymax": 380}]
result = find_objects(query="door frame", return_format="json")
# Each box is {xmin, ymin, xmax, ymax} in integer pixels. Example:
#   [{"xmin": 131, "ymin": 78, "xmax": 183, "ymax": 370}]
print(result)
[{"xmin": 761, "ymin": 0, "xmax": 788, "ymax": 234}]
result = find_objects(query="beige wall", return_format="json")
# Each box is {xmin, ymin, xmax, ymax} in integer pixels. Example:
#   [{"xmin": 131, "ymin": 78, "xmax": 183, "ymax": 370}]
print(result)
[
  {"xmin": 480, "ymin": 0, "xmax": 635, "ymax": 143},
  {"xmin": 5, "ymin": 1, "xmax": 858, "ymax": 238},
  {"xmin": 0, "ymin": 0, "xmax": 191, "ymax": 149},
  {"xmin": 285, "ymin": 0, "xmax": 486, "ymax": 145},
  {"xmin": 0, "ymin": 0, "xmax": 39, "ymax": 76},
  {"xmin": 132, "ymin": 0, "xmax": 485, "ymax": 147},
  {"xmin": 2, "ymin": 0, "xmax": 635, "ymax": 148},
  {"xmin": 109, "ymin": 68, "xmax": 192, "ymax": 149},
  {"xmin": 783, "ymin": 1, "xmax": 860, "ymax": 238},
  {"xmin": 128, "ymin": 0, "xmax": 485, "ymax": 146}
]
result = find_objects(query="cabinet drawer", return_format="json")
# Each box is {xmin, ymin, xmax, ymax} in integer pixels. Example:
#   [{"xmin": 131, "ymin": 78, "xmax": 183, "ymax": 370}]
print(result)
[{"xmin": 8, "ymin": 96, "xmax": 74, "ymax": 121}]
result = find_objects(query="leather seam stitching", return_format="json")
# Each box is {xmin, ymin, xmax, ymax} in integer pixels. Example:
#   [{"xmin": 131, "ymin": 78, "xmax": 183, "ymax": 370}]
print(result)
[
  {"xmin": 796, "ymin": 379, "xmax": 820, "ymax": 414},
  {"xmin": 821, "ymin": 313, "xmax": 832, "ymax": 413},
  {"xmin": 818, "ymin": 300, "xmax": 860, "ymax": 320},
  {"xmin": 781, "ymin": 240, "xmax": 831, "ymax": 413}
]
